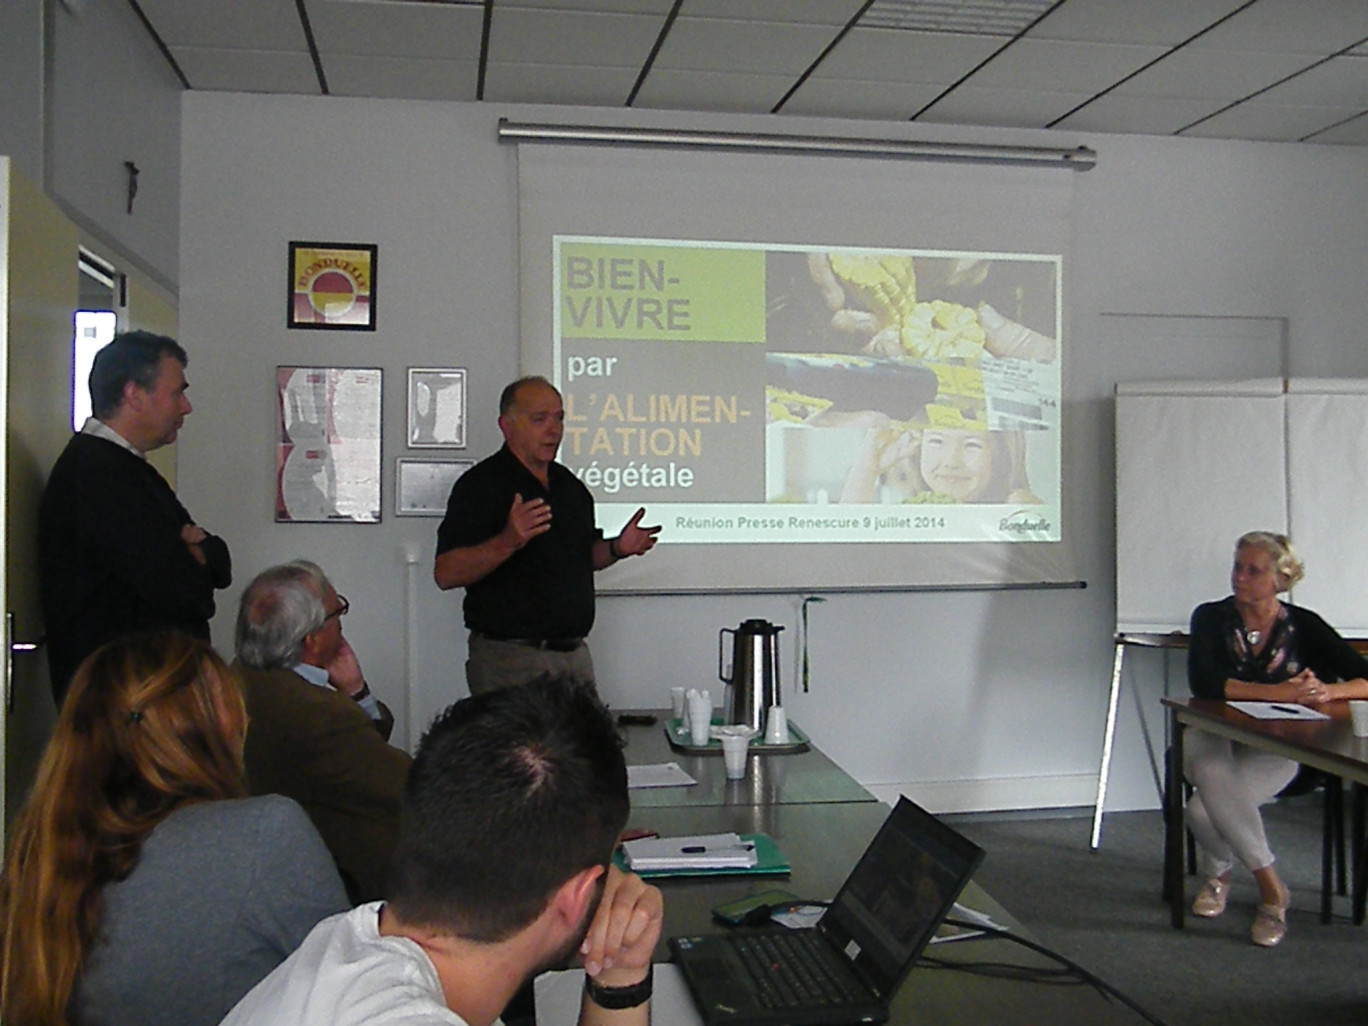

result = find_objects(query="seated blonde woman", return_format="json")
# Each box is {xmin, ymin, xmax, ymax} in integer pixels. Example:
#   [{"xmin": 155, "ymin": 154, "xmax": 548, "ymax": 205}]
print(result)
[
  {"xmin": 1186, "ymin": 532, "xmax": 1368, "ymax": 947},
  {"xmin": 0, "ymin": 632, "xmax": 348, "ymax": 1026}
]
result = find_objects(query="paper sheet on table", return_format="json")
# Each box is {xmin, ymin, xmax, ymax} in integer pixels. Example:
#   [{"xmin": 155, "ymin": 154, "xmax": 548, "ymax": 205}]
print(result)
[
  {"xmin": 622, "ymin": 832, "xmax": 758, "ymax": 871},
  {"xmin": 535, "ymin": 965, "xmax": 703, "ymax": 1026},
  {"xmin": 1228, "ymin": 701, "xmax": 1330, "ymax": 721},
  {"xmin": 627, "ymin": 762, "xmax": 697, "ymax": 789}
]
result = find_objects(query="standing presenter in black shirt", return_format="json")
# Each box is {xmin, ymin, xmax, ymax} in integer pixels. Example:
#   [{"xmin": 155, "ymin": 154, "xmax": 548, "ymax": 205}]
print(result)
[{"xmin": 434, "ymin": 375, "xmax": 659, "ymax": 694}]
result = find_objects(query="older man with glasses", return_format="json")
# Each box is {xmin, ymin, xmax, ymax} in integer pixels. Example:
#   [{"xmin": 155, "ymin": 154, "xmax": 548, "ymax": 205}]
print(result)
[{"xmin": 234, "ymin": 560, "xmax": 412, "ymax": 903}]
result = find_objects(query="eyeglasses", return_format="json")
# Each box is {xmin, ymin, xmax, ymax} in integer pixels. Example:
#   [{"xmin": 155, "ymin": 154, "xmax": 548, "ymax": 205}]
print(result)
[{"xmin": 325, "ymin": 595, "xmax": 350, "ymax": 621}]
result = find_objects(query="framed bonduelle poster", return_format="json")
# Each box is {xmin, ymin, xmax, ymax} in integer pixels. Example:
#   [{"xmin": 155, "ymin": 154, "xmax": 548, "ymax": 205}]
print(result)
[
  {"xmin": 288, "ymin": 242, "xmax": 378, "ymax": 330},
  {"xmin": 276, "ymin": 366, "xmax": 382, "ymax": 523}
]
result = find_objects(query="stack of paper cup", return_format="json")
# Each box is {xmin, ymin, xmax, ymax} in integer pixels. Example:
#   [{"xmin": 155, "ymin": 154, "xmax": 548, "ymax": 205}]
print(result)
[{"xmin": 686, "ymin": 689, "xmax": 712, "ymax": 746}]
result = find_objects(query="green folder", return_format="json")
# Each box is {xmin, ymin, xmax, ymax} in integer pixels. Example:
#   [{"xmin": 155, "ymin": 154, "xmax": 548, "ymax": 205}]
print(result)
[{"xmin": 614, "ymin": 832, "xmax": 790, "ymax": 879}]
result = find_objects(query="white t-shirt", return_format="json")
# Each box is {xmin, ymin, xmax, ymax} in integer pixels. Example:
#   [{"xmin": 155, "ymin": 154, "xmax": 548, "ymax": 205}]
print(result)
[{"xmin": 220, "ymin": 903, "xmax": 471, "ymax": 1026}]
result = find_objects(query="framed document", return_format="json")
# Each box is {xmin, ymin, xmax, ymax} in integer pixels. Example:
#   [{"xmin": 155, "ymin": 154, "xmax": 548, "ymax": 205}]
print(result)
[
  {"xmin": 276, "ymin": 366, "xmax": 383, "ymax": 523},
  {"xmin": 408, "ymin": 368, "xmax": 467, "ymax": 448},
  {"xmin": 397, "ymin": 458, "xmax": 474, "ymax": 516},
  {"xmin": 288, "ymin": 242, "xmax": 378, "ymax": 330}
]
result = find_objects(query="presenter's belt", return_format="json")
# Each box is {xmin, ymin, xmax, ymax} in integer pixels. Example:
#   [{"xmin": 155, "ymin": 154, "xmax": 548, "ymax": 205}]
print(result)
[{"xmin": 474, "ymin": 632, "xmax": 584, "ymax": 653}]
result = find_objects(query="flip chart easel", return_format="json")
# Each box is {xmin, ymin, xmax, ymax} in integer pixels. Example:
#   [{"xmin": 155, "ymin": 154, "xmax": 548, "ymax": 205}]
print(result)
[{"xmin": 1091, "ymin": 632, "xmax": 1187, "ymax": 849}]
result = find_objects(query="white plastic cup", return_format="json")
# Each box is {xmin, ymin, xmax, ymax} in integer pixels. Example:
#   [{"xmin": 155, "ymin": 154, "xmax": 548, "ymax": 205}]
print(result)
[
  {"xmin": 1350, "ymin": 700, "xmax": 1368, "ymax": 738},
  {"xmin": 764, "ymin": 706, "xmax": 789, "ymax": 745},
  {"xmin": 687, "ymin": 689, "xmax": 713, "ymax": 746},
  {"xmin": 720, "ymin": 732, "xmax": 751, "ymax": 779},
  {"xmin": 670, "ymin": 686, "xmax": 687, "ymax": 722}
]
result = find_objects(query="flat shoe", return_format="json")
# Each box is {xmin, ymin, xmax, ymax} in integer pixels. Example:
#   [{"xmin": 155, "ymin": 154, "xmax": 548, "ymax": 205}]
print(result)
[
  {"xmin": 1251, "ymin": 902, "xmax": 1287, "ymax": 947},
  {"xmin": 1192, "ymin": 877, "xmax": 1229, "ymax": 918}
]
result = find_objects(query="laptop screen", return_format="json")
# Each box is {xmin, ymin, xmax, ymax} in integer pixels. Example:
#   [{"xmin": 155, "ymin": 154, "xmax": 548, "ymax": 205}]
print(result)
[{"xmin": 817, "ymin": 797, "xmax": 985, "ymax": 999}]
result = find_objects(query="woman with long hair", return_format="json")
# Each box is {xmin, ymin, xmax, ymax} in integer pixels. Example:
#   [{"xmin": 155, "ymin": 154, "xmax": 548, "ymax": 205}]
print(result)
[{"xmin": 0, "ymin": 632, "xmax": 347, "ymax": 1026}]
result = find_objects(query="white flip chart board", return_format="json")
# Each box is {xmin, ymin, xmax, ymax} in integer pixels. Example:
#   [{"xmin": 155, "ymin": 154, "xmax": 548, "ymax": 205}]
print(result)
[{"xmin": 1115, "ymin": 380, "xmax": 1288, "ymax": 634}]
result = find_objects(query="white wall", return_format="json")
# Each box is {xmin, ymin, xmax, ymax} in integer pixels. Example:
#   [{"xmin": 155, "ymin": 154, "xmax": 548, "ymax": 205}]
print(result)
[
  {"xmin": 178, "ymin": 92, "xmax": 1368, "ymax": 814},
  {"xmin": 0, "ymin": 1, "xmax": 43, "ymax": 184},
  {"xmin": 0, "ymin": 0, "xmax": 183, "ymax": 288}
]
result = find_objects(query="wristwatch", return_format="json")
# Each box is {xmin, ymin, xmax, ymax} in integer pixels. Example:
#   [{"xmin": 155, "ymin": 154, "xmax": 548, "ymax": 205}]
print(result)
[{"xmin": 584, "ymin": 966, "xmax": 653, "ymax": 1009}]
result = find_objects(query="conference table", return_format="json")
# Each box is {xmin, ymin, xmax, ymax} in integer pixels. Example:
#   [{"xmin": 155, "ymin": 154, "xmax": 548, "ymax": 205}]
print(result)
[
  {"xmin": 1162, "ymin": 697, "xmax": 1368, "ymax": 929},
  {"xmin": 608, "ymin": 711, "xmax": 1147, "ymax": 1025}
]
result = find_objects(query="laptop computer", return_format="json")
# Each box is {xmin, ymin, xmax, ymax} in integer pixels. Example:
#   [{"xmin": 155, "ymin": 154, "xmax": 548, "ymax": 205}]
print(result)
[{"xmin": 669, "ymin": 796, "xmax": 985, "ymax": 1026}]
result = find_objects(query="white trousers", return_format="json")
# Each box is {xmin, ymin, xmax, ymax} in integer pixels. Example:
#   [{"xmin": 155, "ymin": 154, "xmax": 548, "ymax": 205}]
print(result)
[{"xmin": 1183, "ymin": 730, "xmax": 1299, "ymax": 878}]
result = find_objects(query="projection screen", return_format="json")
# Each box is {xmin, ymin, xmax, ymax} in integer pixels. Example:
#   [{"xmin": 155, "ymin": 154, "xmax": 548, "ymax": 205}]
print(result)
[{"xmin": 516, "ymin": 139, "xmax": 1078, "ymax": 593}]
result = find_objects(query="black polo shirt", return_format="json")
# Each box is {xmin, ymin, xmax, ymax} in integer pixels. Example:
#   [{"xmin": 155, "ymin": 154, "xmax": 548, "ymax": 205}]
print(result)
[{"xmin": 436, "ymin": 445, "xmax": 602, "ymax": 640}]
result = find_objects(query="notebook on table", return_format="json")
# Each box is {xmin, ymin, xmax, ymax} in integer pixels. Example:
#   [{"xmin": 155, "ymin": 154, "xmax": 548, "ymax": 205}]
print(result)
[{"xmin": 669, "ymin": 796, "xmax": 985, "ymax": 1026}]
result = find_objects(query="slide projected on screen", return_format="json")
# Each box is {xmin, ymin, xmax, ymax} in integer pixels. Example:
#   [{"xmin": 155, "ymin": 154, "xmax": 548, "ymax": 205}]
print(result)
[{"xmin": 552, "ymin": 236, "xmax": 1060, "ymax": 546}]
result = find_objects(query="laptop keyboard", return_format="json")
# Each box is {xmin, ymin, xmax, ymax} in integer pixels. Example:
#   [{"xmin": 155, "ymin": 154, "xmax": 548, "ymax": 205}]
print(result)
[{"xmin": 732, "ymin": 931, "xmax": 862, "ymax": 1009}]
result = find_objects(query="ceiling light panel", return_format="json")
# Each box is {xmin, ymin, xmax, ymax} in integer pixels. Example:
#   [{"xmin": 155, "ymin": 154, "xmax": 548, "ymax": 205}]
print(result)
[{"xmin": 860, "ymin": 0, "xmax": 1057, "ymax": 36}]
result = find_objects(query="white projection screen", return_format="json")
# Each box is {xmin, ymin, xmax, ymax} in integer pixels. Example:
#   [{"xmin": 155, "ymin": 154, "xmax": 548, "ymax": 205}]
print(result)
[{"xmin": 516, "ymin": 140, "xmax": 1078, "ymax": 593}]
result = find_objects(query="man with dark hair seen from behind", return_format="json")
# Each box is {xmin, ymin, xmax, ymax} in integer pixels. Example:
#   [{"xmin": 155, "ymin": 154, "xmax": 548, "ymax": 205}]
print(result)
[
  {"xmin": 434, "ymin": 375, "xmax": 660, "ymax": 695},
  {"xmin": 38, "ymin": 330, "xmax": 231, "ymax": 702},
  {"xmin": 221, "ymin": 676, "xmax": 663, "ymax": 1026},
  {"xmin": 234, "ymin": 559, "xmax": 411, "ymax": 903}
]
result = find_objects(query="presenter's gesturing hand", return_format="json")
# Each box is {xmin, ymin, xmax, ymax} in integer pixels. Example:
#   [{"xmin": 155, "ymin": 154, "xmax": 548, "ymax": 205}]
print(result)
[
  {"xmin": 614, "ymin": 508, "xmax": 661, "ymax": 558},
  {"xmin": 504, "ymin": 493, "xmax": 553, "ymax": 549}
]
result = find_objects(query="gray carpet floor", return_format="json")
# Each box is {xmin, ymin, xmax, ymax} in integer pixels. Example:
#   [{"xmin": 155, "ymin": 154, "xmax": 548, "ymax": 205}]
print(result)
[{"xmin": 947, "ymin": 795, "xmax": 1368, "ymax": 1026}]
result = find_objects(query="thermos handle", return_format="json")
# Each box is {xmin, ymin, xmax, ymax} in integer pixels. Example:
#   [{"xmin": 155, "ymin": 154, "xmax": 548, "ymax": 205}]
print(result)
[{"xmin": 718, "ymin": 627, "xmax": 735, "ymax": 684}]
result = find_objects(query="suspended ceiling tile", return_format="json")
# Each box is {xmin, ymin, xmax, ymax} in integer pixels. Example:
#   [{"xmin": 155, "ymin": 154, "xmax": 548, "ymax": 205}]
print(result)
[
  {"xmin": 172, "ymin": 47, "xmax": 322, "ymax": 93},
  {"xmin": 812, "ymin": 27, "xmax": 1002, "ymax": 84},
  {"xmin": 632, "ymin": 68, "xmax": 795, "ymax": 114},
  {"xmin": 651, "ymin": 16, "xmax": 843, "ymax": 75},
  {"xmin": 1181, "ymin": 101, "xmax": 1368, "ymax": 143},
  {"xmin": 325, "ymin": 54, "xmax": 480, "ymax": 101},
  {"xmin": 1051, "ymin": 92, "xmax": 1226, "ymax": 136},
  {"xmin": 482, "ymin": 61, "xmax": 639, "ymax": 106},
  {"xmin": 1113, "ymin": 47, "xmax": 1315, "ymax": 101},
  {"xmin": 495, "ymin": 0, "xmax": 675, "ymax": 13},
  {"xmin": 1191, "ymin": 0, "xmax": 1368, "ymax": 55},
  {"xmin": 1029, "ymin": 0, "xmax": 1252, "ymax": 46},
  {"xmin": 966, "ymin": 38, "xmax": 1169, "ymax": 93},
  {"xmin": 919, "ymin": 85, "xmax": 1098, "ymax": 130},
  {"xmin": 486, "ymin": 7, "xmax": 664, "ymax": 67},
  {"xmin": 686, "ymin": 0, "xmax": 866, "ymax": 23},
  {"xmin": 1252, "ymin": 54, "xmax": 1368, "ymax": 108},
  {"xmin": 780, "ymin": 77, "xmax": 945, "ymax": 120},
  {"xmin": 136, "ymin": 0, "xmax": 306, "ymax": 50},
  {"xmin": 1307, "ymin": 113, "xmax": 1368, "ymax": 144},
  {"xmin": 311, "ymin": 0, "xmax": 484, "ymax": 60}
]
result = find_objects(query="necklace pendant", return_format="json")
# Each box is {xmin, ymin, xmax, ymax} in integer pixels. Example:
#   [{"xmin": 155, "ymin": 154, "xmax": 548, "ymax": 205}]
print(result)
[{"xmin": 1245, "ymin": 629, "xmax": 1263, "ymax": 647}]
